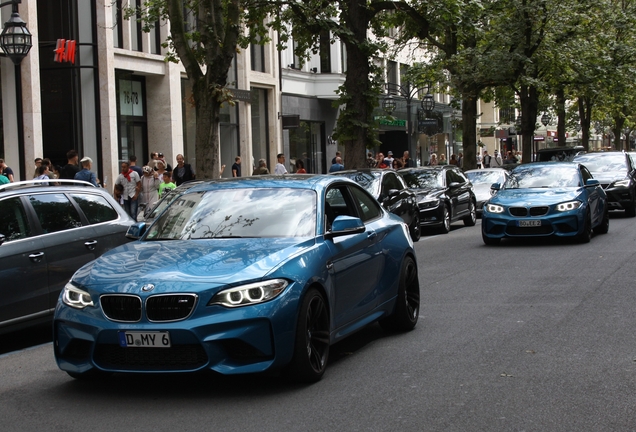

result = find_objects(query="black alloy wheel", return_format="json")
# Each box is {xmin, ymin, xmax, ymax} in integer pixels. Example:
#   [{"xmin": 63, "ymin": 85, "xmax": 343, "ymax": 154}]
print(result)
[
  {"xmin": 463, "ymin": 200, "xmax": 477, "ymax": 226},
  {"xmin": 379, "ymin": 256, "xmax": 419, "ymax": 332},
  {"xmin": 410, "ymin": 213, "xmax": 421, "ymax": 242},
  {"xmin": 576, "ymin": 211, "xmax": 592, "ymax": 243},
  {"xmin": 593, "ymin": 208, "xmax": 609, "ymax": 234},
  {"xmin": 439, "ymin": 205, "xmax": 451, "ymax": 234},
  {"xmin": 287, "ymin": 288, "xmax": 330, "ymax": 383}
]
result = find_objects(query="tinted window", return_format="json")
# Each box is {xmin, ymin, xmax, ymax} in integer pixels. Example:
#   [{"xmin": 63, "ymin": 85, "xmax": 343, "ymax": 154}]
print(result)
[
  {"xmin": 0, "ymin": 197, "xmax": 31, "ymax": 242},
  {"xmin": 71, "ymin": 194, "xmax": 119, "ymax": 224},
  {"xmin": 401, "ymin": 170, "xmax": 444, "ymax": 189},
  {"xmin": 573, "ymin": 153, "xmax": 628, "ymax": 173},
  {"xmin": 580, "ymin": 166, "xmax": 593, "ymax": 183},
  {"xmin": 28, "ymin": 193, "xmax": 83, "ymax": 234},
  {"xmin": 349, "ymin": 186, "xmax": 381, "ymax": 222},
  {"xmin": 381, "ymin": 173, "xmax": 403, "ymax": 195},
  {"xmin": 505, "ymin": 165, "xmax": 581, "ymax": 188}
]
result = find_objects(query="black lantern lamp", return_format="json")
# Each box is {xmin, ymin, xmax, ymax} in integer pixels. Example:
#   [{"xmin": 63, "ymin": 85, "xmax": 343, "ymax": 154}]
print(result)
[
  {"xmin": 382, "ymin": 95, "xmax": 396, "ymax": 115},
  {"xmin": 541, "ymin": 113, "xmax": 551, "ymax": 127},
  {"xmin": 421, "ymin": 92, "xmax": 435, "ymax": 114},
  {"xmin": 576, "ymin": 124, "xmax": 582, "ymax": 132},
  {"xmin": 0, "ymin": 2, "xmax": 32, "ymax": 65}
]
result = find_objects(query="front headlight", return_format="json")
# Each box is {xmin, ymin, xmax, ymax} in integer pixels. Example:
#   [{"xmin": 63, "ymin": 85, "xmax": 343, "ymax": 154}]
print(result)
[
  {"xmin": 613, "ymin": 179, "xmax": 631, "ymax": 188},
  {"xmin": 62, "ymin": 283, "xmax": 94, "ymax": 309},
  {"xmin": 556, "ymin": 201, "xmax": 582, "ymax": 211},
  {"xmin": 485, "ymin": 203, "xmax": 504, "ymax": 213},
  {"xmin": 208, "ymin": 279, "xmax": 289, "ymax": 308}
]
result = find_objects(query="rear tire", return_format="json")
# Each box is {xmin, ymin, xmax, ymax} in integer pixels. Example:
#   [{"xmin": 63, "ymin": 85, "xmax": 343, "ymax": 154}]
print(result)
[
  {"xmin": 286, "ymin": 288, "xmax": 330, "ymax": 383},
  {"xmin": 379, "ymin": 256, "xmax": 419, "ymax": 332}
]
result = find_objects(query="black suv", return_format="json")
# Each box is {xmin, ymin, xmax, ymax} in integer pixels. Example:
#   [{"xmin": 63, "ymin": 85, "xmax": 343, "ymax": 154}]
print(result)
[
  {"xmin": 572, "ymin": 152, "xmax": 636, "ymax": 217},
  {"xmin": 0, "ymin": 180, "xmax": 134, "ymax": 334},
  {"xmin": 399, "ymin": 165, "xmax": 477, "ymax": 233}
]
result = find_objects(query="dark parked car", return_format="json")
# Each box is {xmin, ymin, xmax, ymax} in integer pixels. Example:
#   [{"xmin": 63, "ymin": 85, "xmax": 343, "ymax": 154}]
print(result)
[
  {"xmin": 465, "ymin": 168, "xmax": 511, "ymax": 216},
  {"xmin": 0, "ymin": 180, "xmax": 134, "ymax": 335},
  {"xmin": 572, "ymin": 152, "xmax": 636, "ymax": 217},
  {"xmin": 330, "ymin": 169, "xmax": 420, "ymax": 241},
  {"xmin": 399, "ymin": 166, "xmax": 477, "ymax": 233}
]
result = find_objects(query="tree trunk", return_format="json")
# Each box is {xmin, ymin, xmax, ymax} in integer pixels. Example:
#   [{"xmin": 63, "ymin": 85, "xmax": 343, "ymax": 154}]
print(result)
[
  {"xmin": 556, "ymin": 88, "xmax": 566, "ymax": 147},
  {"xmin": 461, "ymin": 94, "xmax": 478, "ymax": 171},
  {"xmin": 578, "ymin": 97, "xmax": 592, "ymax": 151},
  {"xmin": 193, "ymin": 77, "xmax": 221, "ymax": 180},
  {"xmin": 612, "ymin": 114, "xmax": 624, "ymax": 151},
  {"xmin": 519, "ymin": 84, "xmax": 539, "ymax": 162}
]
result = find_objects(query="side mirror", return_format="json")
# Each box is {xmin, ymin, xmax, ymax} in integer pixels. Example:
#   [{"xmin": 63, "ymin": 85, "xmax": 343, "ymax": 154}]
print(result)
[
  {"xmin": 325, "ymin": 216, "xmax": 366, "ymax": 240},
  {"xmin": 0, "ymin": 233, "xmax": 5, "ymax": 246},
  {"xmin": 490, "ymin": 183, "xmax": 501, "ymax": 191},
  {"xmin": 126, "ymin": 222, "xmax": 147, "ymax": 240},
  {"xmin": 585, "ymin": 179, "xmax": 600, "ymax": 187},
  {"xmin": 449, "ymin": 182, "xmax": 461, "ymax": 188}
]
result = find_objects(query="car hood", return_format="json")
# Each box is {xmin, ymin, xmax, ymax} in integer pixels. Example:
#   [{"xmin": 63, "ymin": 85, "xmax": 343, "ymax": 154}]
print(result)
[
  {"xmin": 413, "ymin": 188, "xmax": 444, "ymax": 200},
  {"xmin": 490, "ymin": 188, "xmax": 582, "ymax": 206},
  {"xmin": 588, "ymin": 172, "xmax": 627, "ymax": 184},
  {"xmin": 472, "ymin": 183, "xmax": 494, "ymax": 202},
  {"xmin": 72, "ymin": 238, "xmax": 315, "ymax": 289}
]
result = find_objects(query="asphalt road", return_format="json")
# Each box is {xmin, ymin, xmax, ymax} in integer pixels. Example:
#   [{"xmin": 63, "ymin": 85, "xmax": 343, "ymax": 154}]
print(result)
[{"xmin": 2, "ymin": 214, "xmax": 636, "ymax": 431}]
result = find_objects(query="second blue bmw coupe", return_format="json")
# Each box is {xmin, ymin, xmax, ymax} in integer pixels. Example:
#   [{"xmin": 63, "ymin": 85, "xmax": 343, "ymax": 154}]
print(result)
[
  {"xmin": 53, "ymin": 175, "xmax": 419, "ymax": 382},
  {"xmin": 482, "ymin": 162, "xmax": 609, "ymax": 245}
]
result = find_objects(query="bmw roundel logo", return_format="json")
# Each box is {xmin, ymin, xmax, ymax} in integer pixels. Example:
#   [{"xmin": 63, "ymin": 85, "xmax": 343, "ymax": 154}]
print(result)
[{"xmin": 141, "ymin": 284, "xmax": 155, "ymax": 292}]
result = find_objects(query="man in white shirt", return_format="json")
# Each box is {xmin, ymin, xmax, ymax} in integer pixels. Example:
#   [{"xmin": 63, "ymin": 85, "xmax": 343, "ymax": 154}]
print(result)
[
  {"xmin": 274, "ymin": 153, "xmax": 288, "ymax": 175},
  {"xmin": 492, "ymin": 150, "xmax": 503, "ymax": 167}
]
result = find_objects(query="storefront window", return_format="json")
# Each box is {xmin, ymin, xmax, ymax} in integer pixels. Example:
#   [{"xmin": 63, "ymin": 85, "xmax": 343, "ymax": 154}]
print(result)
[
  {"xmin": 251, "ymin": 88, "xmax": 269, "ymax": 170},
  {"xmin": 289, "ymin": 121, "xmax": 325, "ymax": 174}
]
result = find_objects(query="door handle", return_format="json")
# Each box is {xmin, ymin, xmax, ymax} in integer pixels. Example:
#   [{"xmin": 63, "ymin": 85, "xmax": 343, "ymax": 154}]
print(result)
[
  {"xmin": 84, "ymin": 240, "xmax": 98, "ymax": 251},
  {"xmin": 367, "ymin": 232, "xmax": 377, "ymax": 240},
  {"xmin": 326, "ymin": 261, "xmax": 333, "ymax": 270},
  {"xmin": 28, "ymin": 252, "xmax": 44, "ymax": 263}
]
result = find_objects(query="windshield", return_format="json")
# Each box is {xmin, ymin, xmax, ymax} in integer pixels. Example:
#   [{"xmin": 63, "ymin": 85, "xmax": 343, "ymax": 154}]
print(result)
[
  {"xmin": 573, "ymin": 153, "xmax": 627, "ymax": 173},
  {"xmin": 401, "ymin": 170, "xmax": 444, "ymax": 189},
  {"xmin": 335, "ymin": 172, "xmax": 380, "ymax": 196},
  {"xmin": 466, "ymin": 170, "xmax": 505, "ymax": 185},
  {"xmin": 145, "ymin": 188, "xmax": 317, "ymax": 240},
  {"xmin": 504, "ymin": 165, "xmax": 581, "ymax": 189}
]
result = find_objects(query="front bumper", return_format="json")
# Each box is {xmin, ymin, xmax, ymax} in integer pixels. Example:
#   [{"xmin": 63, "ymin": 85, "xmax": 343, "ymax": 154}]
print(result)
[
  {"xmin": 604, "ymin": 186, "xmax": 633, "ymax": 211},
  {"xmin": 417, "ymin": 201, "xmax": 444, "ymax": 227},
  {"xmin": 482, "ymin": 209, "xmax": 584, "ymax": 239},
  {"xmin": 53, "ymin": 288, "xmax": 299, "ymax": 376}
]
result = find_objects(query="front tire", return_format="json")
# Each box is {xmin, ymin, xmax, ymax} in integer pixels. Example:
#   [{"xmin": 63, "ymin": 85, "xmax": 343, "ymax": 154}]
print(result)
[
  {"xmin": 438, "ymin": 205, "xmax": 451, "ymax": 234},
  {"xmin": 379, "ymin": 256, "xmax": 420, "ymax": 332},
  {"xmin": 576, "ymin": 211, "xmax": 592, "ymax": 243},
  {"xmin": 409, "ymin": 213, "xmax": 421, "ymax": 242},
  {"xmin": 482, "ymin": 227, "xmax": 501, "ymax": 245},
  {"xmin": 463, "ymin": 200, "xmax": 477, "ymax": 226},
  {"xmin": 287, "ymin": 288, "xmax": 330, "ymax": 383},
  {"xmin": 593, "ymin": 208, "xmax": 609, "ymax": 234}
]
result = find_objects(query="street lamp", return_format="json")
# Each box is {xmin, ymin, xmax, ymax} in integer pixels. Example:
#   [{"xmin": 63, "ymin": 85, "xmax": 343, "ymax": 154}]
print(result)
[
  {"xmin": 540, "ymin": 113, "xmax": 552, "ymax": 127},
  {"xmin": 382, "ymin": 82, "xmax": 434, "ymax": 168},
  {"xmin": 0, "ymin": 0, "xmax": 32, "ymax": 181},
  {"xmin": 421, "ymin": 91, "xmax": 435, "ymax": 114}
]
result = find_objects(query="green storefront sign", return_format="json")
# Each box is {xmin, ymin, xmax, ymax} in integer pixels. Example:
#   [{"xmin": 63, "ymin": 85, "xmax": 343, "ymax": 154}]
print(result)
[{"xmin": 375, "ymin": 116, "xmax": 406, "ymax": 127}]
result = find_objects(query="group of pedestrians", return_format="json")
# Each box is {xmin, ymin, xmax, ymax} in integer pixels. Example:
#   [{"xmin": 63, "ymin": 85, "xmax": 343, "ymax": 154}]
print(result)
[
  {"xmin": 477, "ymin": 149, "xmax": 521, "ymax": 168},
  {"xmin": 366, "ymin": 150, "xmax": 414, "ymax": 170},
  {"xmin": 428, "ymin": 152, "xmax": 464, "ymax": 167}
]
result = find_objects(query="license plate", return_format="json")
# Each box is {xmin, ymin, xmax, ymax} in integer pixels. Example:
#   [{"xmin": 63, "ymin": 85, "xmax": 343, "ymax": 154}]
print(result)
[
  {"xmin": 518, "ymin": 220, "xmax": 541, "ymax": 227},
  {"xmin": 118, "ymin": 331, "xmax": 171, "ymax": 348}
]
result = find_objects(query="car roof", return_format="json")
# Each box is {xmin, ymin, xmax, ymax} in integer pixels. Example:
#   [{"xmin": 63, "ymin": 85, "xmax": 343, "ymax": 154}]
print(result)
[
  {"xmin": 0, "ymin": 179, "xmax": 99, "ymax": 196},
  {"xmin": 512, "ymin": 161, "xmax": 580, "ymax": 169},
  {"xmin": 176, "ymin": 174, "xmax": 357, "ymax": 195},
  {"xmin": 465, "ymin": 167, "xmax": 506, "ymax": 173}
]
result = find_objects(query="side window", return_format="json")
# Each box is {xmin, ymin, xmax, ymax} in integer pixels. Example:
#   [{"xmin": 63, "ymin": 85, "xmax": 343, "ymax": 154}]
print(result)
[
  {"xmin": 28, "ymin": 193, "xmax": 83, "ymax": 234},
  {"xmin": 382, "ymin": 173, "xmax": 403, "ymax": 195},
  {"xmin": 349, "ymin": 186, "xmax": 382, "ymax": 222},
  {"xmin": 71, "ymin": 193, "xmax": 119, "ymax": 224},
  {"xmin": 580, "ymin": 166, "xmax": 592, "ymax": 184},
  {"xmin": 325, "ymin": 186, "xmax": 358, "ymax": 230},
  {"xmin": 0, "ymin": 197, "xmax": 31, "ymax": 242}
]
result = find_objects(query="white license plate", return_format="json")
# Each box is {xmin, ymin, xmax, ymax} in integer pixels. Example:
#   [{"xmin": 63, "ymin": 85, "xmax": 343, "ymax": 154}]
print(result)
[
  {"xmin": 118, "ymin": 331, "xmax": 171, "ymax": 348},
  {"xmin": 518, "ymin": 220, "xmax": 542, "ymax": 227}
]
